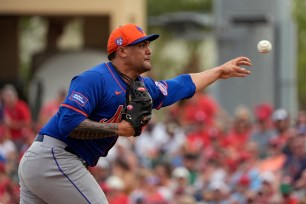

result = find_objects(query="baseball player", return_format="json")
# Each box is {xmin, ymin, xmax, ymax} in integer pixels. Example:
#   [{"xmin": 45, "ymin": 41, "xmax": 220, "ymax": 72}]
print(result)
[{"xmin": 18, "ymin": 23, "xmax": 252, "ymax": 204}]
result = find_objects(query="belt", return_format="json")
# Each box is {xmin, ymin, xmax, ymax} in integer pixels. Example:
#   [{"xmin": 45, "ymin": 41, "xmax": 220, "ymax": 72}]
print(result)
[
  {"xmin": 34, "ymin": 134, "xmax": 88, "ymax": 167},
  {"xmin": 34, "ymin": 133, "xmax": 44, "ymax": 142}
]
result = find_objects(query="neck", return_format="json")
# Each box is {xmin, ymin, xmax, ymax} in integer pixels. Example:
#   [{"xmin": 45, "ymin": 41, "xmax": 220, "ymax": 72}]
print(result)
[
  {"xmin": 110, "ymin": 62, "xmax": 137, "ymax": 84},
  {"xmin": 110, "ymin": 61, "xmax": 138, "ymax": 80}
]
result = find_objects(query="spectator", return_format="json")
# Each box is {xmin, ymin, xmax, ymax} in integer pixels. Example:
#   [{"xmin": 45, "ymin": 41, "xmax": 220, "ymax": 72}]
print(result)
[
  {"xmin": 229, "ymin": 174, "xmax": 251, "ymax": 204},
  {"xmin": 181, "ymin": 153, "xmax": 200, "ymax": 186},
  {"xmin": 144, "ymin": 117, "xmax": 187, "ymax": 168},
  {"xmin": 185, "ymin": 113, "xmax": 211, "ymax": 155},
  {"xmin": 2, "ymin": 79, "xmax": 306, "ymax": 203},
  {"xmin": 134, "ymin": 120, "xmax": 159, "ymax": 168},
  {"xmin": 143, "ymin": 174, "xmax": 168, "ymax": 204},
  {"xmin": 0, "ymin": 124, "xmax": 15, "ymax": 162},
  {"xmin": 1, "ymin": 84, "xmax": 32, "ymax": 151},
  {"xmin": 0, "ymin": 93, "xmax": 4, "ymax": 124},
  {"xmin": 294, "ymin": 169, "xmax": 306, "ymax": 201},
  {"xmin": 128, "ymin": 168, "xmax": 149, "ymax": 204},
  {"xmin": 18, "ymin": 127, "xmax": 36, "ymax": 160},
  {"xmin": 175, "ymin": 194, "xmax": 196, "ymax": 204},
  {"xmin": 271, "ymin": 108, "xmax": 291, "ymax": 148},
  {"xmin": 296, "ymin": 110, "xmax": 306, "ymax": 136},
  {"xmin": 179, "ymin": 92, "xmax": 220, "ymax": 127},
  {"xmin": 250, "ymin": 103, "xmax": 275, "ymax": 158},
  {"xmin": 130, "ymin": 169, "xmax": 168, "ymax": 204},
  {"xmin": 0, "ymin": 162, "xmax": 19, "ymax": 204},
  {"xmin": 153, "ymin": 162, "xmax": 173, "ymax": 202},
  {"xmin": 36, "ymin": 88, "xmax": 67, "ymax": 130},
  {"xmin": 170, "ymin": 167, "xmax": 193, "ymax": 197},
  {"xmin": 223, "ymin": 105, "xmax": 253, "ymax": 151},
  {"xmin": 153, "ymin": 117, "xmax": 186, "ymax": 157},
  {"xmin": 206, "ymin": 180, "xmax": 229, "ymax": 204},
  {"xmin": 229, "ymin": 146, "xmax": 261, "ymax": 193},
  {"xmin": 282, "ymin": 136, "xmax": 306, "ymax": 185},
  {"xmin": 279, "ymin": 181, "xmax": 298, "ymax": 204},
  {"xmin": 185, "ymin": 92, "xmax": 220, "ymax": 125},
  {"xmin": 193, "ymin": 157, "xmax": 228, "ymax": 202},
  {"xmin": 0, "ymin": 124, "xmax": 17, "ymax": 182},
  {"xmin": 89, "ymin": 158, "xmax": 111, "ymax": 192},
  {"xmin": 257, "ymin": 137, "xmax": 286, "ymax": 175},
  {"xmin": 255, "ymin": 171, "xmax": 279, "ymax": 203},
  {"xmin": 108, "ymin": 137, "xmax": 138, "ymax": 171},
  {"xmin": 112, "ymin": 158, "xmax": 137, "ymax": 195},
  {"xmin": 105, "ymin": 176, "xmax": 129, "ymax": 204}
]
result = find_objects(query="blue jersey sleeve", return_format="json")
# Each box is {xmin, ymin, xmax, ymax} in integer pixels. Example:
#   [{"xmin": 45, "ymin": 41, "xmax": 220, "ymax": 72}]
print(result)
[
  {"xmin": 144, "ymin": 74, "xmax": 196, "ymax": 109},
  {"xmin": 58, "ymin": 71, "xmax": 105, "ymax": 136},
  {"xmin": 64, "ymin": 71, "xmax": 104, "ymax": 115},
  {"xmin": 57, "ymin": 107, "xmax": 87, "ymax": 136}
]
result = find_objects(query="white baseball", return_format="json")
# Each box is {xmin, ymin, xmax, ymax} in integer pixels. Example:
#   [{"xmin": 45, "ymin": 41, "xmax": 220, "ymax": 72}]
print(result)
[{"xmin": 257, "ymin": 40, "xmax": 272, "ymax": 53}]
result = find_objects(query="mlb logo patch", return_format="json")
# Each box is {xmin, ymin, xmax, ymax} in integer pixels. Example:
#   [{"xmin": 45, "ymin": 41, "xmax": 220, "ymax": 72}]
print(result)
[
  {"xmin": 115, "ymin": 37, "xmax": 123, "ymax": 46},
  {"xmin": 155, "ymin": 81, "xmax": 168, "ymax": 96},
  {"xmin": 69, "ymin": 91, "xmax": 88, "ymax": 107}
]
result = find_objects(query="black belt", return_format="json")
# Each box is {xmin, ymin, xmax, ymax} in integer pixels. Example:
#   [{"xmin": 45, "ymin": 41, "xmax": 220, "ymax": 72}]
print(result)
[
  {"xmin": 34, "ymin": 133, "xmax": 44, "ymax": 142},
  {"xmin": 34, "ymin": 134, "xmax": 87, "ymax": 167}
]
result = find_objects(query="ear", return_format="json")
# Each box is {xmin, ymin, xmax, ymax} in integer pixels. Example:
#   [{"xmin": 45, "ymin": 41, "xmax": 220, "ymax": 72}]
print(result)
[{"xmin": 117, "ymin": 46, "xmax": 128, "ymax": 58}]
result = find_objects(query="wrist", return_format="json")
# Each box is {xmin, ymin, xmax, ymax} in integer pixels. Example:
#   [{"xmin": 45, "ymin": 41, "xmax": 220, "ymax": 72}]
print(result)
[
  {"xmin": 117, "ymin": 122, "xmax": 124, "ymax": 136},
  {"xmin": 215, "ymin": 66, "xmax": 223, "ymax": 77},
  {"xmin": 118, "ymin": 121, "xmax": 134, "ymax": 136}
]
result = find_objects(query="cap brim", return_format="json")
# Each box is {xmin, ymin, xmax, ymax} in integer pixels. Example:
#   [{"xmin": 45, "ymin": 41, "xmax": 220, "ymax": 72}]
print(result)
[{"xmin": 129, "ymin": 34, "xmax": 159, "ymax": 45}]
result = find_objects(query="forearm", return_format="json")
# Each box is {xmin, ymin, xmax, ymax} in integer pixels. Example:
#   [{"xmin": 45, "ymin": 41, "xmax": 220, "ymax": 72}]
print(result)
[
  {"xmin": 190, "ymin": 67, "xmax": 222, "ymax": 92},
  {"xmin": 190, "ymin": 57, "xmax": 252, "ymax": 92},
  {"xmin": 69, "ymin": 119, "xmax": 119, "ymax": 139},
  {"xmin": 69, "ymin": 119, "xmax": 135, "ymax": 139}
]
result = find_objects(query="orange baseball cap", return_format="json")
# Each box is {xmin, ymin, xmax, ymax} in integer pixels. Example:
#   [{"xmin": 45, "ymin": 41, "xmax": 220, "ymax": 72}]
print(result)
[{"xmin": 107, "ymin": 23, "xmax": 159, "ymax": 55}]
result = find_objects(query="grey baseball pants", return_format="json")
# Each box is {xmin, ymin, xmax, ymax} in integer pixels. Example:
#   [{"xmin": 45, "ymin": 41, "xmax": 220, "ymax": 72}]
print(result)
[{"xmin": 18, "ymin": 135, "xmax": 109, "ymax": 204}]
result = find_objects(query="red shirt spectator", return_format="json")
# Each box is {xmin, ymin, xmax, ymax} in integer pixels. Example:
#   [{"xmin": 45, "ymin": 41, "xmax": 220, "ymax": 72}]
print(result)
[
  {"xmin": 105, "ymin": 176, "xmax": 129, "ymax": 204},
  {"xmin": 223, "ymin": 128, "xmax": 251, "ymax": 151},
  {"xmin": 1, "ymin": 84, "xmax": 32, "ymax": 150},
  {"xmin": 169, "ymin": 92, "xmax": 219, "ymax": 128},
  {"xmin": 37, "ymin": 88, "xmax": 66, "ymax": 130},
  {"xmin": 4, "ymin": 100, "xmax": 31, "ymax": 141}
]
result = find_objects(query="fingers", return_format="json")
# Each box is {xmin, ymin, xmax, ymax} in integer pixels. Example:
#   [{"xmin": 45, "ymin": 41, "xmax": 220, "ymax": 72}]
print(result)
[
  {"xmin": 236, "ymin": 56, "xmax": 251, "ymax": 63},
  {"xmin": 234, "ymin": 66, "xmax": 251, "ymax": 76},
  {"xmin": 220, "ymin": 58, "xmax": 252, "ymax": 79},
  {"xmin": 238, "ymin": 61, "xmax": 252, "ymax": 66},
  {"xmin": 235, "ymin": 56, "xmax": 252, "ymax": 66},
  {"xmin": 239, "ymin": 67, "xmax": 251, "ymax": 74}
]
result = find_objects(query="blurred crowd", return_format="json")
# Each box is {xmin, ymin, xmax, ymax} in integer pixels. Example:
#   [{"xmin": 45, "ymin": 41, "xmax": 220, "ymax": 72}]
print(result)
[{"xmin": 0, "ymin": 83, "xmax": 306, "ymax": 204}]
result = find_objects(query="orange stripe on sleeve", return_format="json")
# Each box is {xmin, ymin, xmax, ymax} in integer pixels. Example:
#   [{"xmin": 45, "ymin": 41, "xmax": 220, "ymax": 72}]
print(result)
[{"xmin": 60, "ymin": 104, "xmax": 88, "ymax": 117}]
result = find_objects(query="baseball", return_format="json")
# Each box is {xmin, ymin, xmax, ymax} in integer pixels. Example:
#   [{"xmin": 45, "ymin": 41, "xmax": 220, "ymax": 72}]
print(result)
[{"xmin": 257, "ymin": 40, "xmax": 272, "ymax": 53}]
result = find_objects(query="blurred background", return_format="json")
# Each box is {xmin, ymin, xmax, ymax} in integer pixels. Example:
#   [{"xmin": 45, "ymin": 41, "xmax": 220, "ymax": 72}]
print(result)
[{"xmin": 0, "ymin": 0, "xmax": 306, "ymax": 203}]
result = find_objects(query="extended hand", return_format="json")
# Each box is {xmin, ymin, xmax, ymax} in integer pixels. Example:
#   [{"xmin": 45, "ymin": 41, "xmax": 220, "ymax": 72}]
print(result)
[{"xmin": 219, "ymin": 56, "xmax": 252, "ymax": 79}]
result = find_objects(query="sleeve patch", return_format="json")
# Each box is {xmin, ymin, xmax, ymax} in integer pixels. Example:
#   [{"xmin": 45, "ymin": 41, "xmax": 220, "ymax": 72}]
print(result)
[
  {"xmin": 69, "ymin": 91, "xmax": 88, "ymax": 107},
  {"xmin": 155, "ymin": 81, "xmax": 168, "ymax": 96}
]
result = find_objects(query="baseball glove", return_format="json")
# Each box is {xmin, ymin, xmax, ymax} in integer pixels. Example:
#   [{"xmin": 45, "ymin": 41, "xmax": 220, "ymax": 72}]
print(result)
[{"xmin": 122, "ymin": 79, "xmax": 153, "ymax": 136}]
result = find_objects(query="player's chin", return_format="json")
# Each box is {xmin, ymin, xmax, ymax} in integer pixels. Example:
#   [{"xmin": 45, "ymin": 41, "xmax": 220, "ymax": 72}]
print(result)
[{"xmin": 143, "ymin": 61, "xmax": 152, "ymax": 71}]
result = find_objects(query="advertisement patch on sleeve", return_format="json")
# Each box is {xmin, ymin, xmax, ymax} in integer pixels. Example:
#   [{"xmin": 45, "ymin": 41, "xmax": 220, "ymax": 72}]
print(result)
[
  {"xmin": 69, "ymin": 91, "xmax": 88, "ymax": 107},
  {"xmin": 155, "ymin": 81, "xmax": 168, "ymax": 96}
]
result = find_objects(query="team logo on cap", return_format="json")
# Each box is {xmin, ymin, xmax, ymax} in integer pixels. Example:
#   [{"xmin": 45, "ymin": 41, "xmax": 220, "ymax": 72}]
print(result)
[
  {"xmin": 136, "ymin": 26, "xmax": 144, "ymax": 34},
  {"xmin": 115, "ymin": 37, "xmax": 123, "ymax": 46}
]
